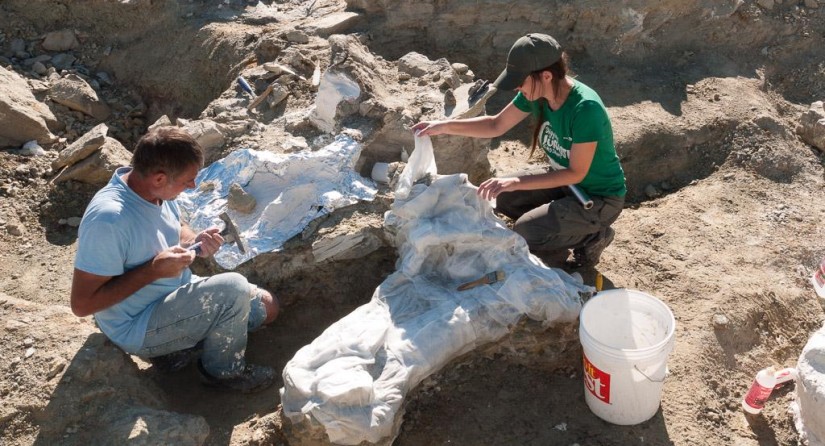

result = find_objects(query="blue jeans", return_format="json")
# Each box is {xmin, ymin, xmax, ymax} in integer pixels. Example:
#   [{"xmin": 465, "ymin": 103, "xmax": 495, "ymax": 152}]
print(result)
[{"xmin": 133, "ymin": 272, "xmax": 267, "ymax": 378}]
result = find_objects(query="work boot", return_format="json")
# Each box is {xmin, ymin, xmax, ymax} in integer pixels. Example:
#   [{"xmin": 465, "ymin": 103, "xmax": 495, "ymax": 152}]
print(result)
[
  {"xmin": 569, "ymin": 227, "xmax": 615, "ymax": 268},
  {"xmin": 148, "ymin": 344, "xmax": 202, "ymax": 373},
  {"xmin": 197, "ymin": 360, "xmax": 275, "ymax": 394},
  {"xmin": 533, "ymin": 249, "xmax": 571, "ymax": 268}
]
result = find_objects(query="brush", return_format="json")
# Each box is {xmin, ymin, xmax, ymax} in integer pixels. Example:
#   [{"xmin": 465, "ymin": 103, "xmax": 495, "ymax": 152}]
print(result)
[{"xmin": 457, "ymin": 271, "xmax": 506, "ymax": 291}]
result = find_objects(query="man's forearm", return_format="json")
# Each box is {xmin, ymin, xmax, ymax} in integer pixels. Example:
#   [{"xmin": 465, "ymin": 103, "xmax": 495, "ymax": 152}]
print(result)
[{"xmin": 71, "ymin": 262, "xmax": 159, "ymax": 317}]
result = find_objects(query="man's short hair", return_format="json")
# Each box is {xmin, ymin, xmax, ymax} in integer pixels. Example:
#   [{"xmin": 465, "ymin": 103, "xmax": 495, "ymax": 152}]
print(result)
[{"xmin": 131, "ymin": 127, "xmax": 204, "ymax": 178}]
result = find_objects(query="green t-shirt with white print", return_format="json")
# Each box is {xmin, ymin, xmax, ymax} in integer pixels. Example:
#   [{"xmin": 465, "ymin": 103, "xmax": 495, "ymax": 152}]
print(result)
[{"xmin": 512, "ymin": 80, "xmax": 626, "ymax": 197}]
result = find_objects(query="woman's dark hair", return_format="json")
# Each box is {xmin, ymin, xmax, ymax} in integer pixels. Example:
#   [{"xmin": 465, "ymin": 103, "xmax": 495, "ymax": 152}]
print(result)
[
  {"xmin": 528, "ymin": 52, "xmax": 570, "ymax": 159},
  {"xmin": 131, "ymin": 127, "xmax": 204, "ymax": 178}
]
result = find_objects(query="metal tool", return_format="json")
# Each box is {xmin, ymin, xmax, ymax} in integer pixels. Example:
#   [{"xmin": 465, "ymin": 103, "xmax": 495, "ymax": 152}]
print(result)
[
  {"xmin": 468, "ymin": 79, "xmax": 491, "ymax": 104},
  {"xmin": 237, "ymin": 76, "xmax": 256, "ymax": 100},
  {"xmin": 568, "ymin": 184, "xmax": 594, "ymax": 209},
  {"xmin": 457, "ymin": 270, "xmax": 506, "ymax": 291},
  {"xmin": 189, "ymin": 212, "xmax": 246, "ymax": 254}
]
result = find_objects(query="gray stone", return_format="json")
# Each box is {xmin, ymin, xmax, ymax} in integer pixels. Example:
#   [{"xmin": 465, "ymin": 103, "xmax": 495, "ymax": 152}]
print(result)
[
  {"xmin": 50, "ymin": 74, "xmax": 111, "ymax": 120},
  {"xmin": 181, "ymin": 119, "xmax": 226, "ymax": 162},
  {"xmin": 0, "ymin": 66, "xmax": 59, "ymax": 148},
  {"xmin": 309, "ymin": 12, "xmax": 363, "ymax": 37},
  {"xmin": 757, "ymin": 0, "xmax": 774, "ymax": 10},
  {"xmin": 285, "ymin": 30, "xmax": 310, "ymax": 44},
  {"xmin": 53, "ymin": 137, "xmax": 131, "ymax": 185},
  {"xmin": 32, "ymin": 61, "xmax": 48, "ymax": 75},
  {"xmin": 797, "ymin": 101, "xmax": 825, "ymax": 153},
  {"xmin": 227, "ymin": 183, "xmax": 257, "ymax": 214},
  {"xmin": 397, "ymin": 52, "xmax": 433, "ymax": 77},
  {"xmin": 50, "ymin": 53, "xmax": 76, "ymax": 70},
  {"xmin": 52, "ymin": 123, "xmax": 109, "ymax": 170},
  {"xmin": 41, "ymin": 30, "xmax": 80, "ymax": 52}
]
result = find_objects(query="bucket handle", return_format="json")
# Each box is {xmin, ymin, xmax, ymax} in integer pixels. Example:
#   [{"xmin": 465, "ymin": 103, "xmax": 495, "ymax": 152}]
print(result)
[{"xmin": 634, "ymin": 365, "xmax": 669, "ymax": 383}]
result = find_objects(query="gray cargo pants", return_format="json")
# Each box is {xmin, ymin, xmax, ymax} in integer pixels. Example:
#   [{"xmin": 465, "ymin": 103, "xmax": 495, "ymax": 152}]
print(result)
[{"xmin": 495, "ymin": 186, "xmax": 624, "ymax": 254}]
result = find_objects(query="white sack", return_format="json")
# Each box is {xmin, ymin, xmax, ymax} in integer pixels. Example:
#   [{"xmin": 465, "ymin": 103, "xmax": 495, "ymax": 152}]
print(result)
[{"xmin": 793, "ymin": 323, "xmax": 825, "ymax": 446}]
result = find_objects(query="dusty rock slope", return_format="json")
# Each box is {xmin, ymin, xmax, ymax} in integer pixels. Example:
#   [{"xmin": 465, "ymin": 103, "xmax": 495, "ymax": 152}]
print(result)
[{"xmin": 1, "ymin": 0, "xmax": 824, "ymax": 445}]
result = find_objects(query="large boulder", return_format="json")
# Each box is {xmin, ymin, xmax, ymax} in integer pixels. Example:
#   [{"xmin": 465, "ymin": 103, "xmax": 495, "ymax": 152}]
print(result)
[
  {"xmin": 52, "ymin": 123, "xmax": 109, "ymax": 170},
  {"xmin": 0, "ymin": 66, "xmax": 59, "ymax": 148},
  {"xmin": 50, "ymin": 74, "xmax": 111, "ymax": 121},
  {"xmin": 53, "ymin": 137, "xmax": 132, "ymax": 185},
  {"xmin": 797, "ymin": 101, "xmax": 825, "ymax": 153}
]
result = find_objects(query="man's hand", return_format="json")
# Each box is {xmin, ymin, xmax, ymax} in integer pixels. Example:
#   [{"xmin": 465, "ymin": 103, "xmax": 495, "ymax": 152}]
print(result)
[
  {"xmin": 151, "ymin": 246, "xmax": 197, "ymax": 277},
  {"xmin": 477, "ymin": 177, "xmax": 521, "ymax": 201},
  {"xmin": 193, "ymin": 227, "xmax": 224, "ymax": 258},
  {"xmin": 71, "ymin": 246, "xmax": 196, "ymax": 317}
]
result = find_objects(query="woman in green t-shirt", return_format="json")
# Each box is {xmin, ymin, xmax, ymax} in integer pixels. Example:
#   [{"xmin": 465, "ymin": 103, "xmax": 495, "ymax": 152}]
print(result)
[{"xmin": 412, "ymin": 33, "xmax": 626, "ymax": 268}]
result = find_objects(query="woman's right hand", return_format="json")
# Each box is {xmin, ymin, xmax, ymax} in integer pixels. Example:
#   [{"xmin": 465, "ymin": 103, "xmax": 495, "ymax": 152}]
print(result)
[{"xmin": 411, "ymin": 120, "xmax": 448, "ymax": 137}]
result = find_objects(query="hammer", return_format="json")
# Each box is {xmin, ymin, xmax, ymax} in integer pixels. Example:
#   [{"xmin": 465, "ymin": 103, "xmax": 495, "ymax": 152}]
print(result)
[{"xmin": 188, "ymin": 212, "xmax": 246, "ymax": 254}]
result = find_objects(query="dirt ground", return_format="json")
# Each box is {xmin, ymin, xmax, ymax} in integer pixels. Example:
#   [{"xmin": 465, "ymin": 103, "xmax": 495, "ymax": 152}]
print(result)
[{"xmin": 2, "ymin": 0, "xmax": 825, "ymax": 445}]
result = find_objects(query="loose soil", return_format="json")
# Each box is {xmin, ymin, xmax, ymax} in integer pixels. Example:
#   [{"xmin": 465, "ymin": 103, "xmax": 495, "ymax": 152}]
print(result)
[{"xmin": 1, "ymin": 0, "xmax": 825, "ymax": 445}]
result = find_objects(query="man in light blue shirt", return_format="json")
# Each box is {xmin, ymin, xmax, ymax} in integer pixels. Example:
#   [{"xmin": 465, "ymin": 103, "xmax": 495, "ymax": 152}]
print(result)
[{"xmin": 71, "ymin": 127, "xmax": 280, "ymax": 393}]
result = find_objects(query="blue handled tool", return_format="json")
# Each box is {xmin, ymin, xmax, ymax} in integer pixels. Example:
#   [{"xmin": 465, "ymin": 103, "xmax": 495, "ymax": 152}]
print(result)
[{"xmin": 237, "ymin": 76, "xmax": 256, "ymax": 99}]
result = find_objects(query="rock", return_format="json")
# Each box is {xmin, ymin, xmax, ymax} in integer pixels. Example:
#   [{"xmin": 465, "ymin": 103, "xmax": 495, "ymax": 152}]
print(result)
[
  {"xmin": 6, "ymin": 223, "xmax": 24, "ymax": 237},
  {"xmin": 398, "ymin": 52, "xmax": 434, "ymax": 77},
  {"xmin": 308, "ymin": 12, "xmax": 363, "ymax": 37},
  {"xmin": 285, "ymin": 30, "xmax": 309, "ymax": 44},
  {"xmin": 451, "ymin": 62, "xmax": 470, "ymax": 75},
  {"xmin": 10, "ymin": 38, "xmax": 25, "ymax": 55},
  {"xmin": 53, "ymin": 137, "xmax": 131, "ymax": 185},
  {"xmin": 227, "ymin": 183, "xmax": 257, "ymax": 214},
  {"xmin": 397, "ymin": 52, "xmax": 460, "ymax": 88},
  {"xmin": 50, "ymin": 74, "xmax": 111, "ymax": 120},
  {"xmin": 32, "ymin": 61, "xmax": 48, "ymax": 75},
  {"xmin": 180, "ymin": 119, "xmax": 226, "ymax": 161},
  {"xmin": 0, "ymin": 66, "xmax": 60, "ymax": 148},
  {"xmin": 41, "ymin": 29, "xmax": 80, "ymax": 52},
  {"xmin": 52, "ymin": 123, "xmax": 109, "ymax": 170},
  {"xmin": 644, "ymin": 184, "xmax": 661, "ymax": 198},
  {"xmin": 148, "ymin": 115, "xmax": 174, "ymax": 131},
  {"xmin": 757, "ymin": 0, "xmax": 774, "ymax": 10},
  {"xmin": 46, "ymin": 358, "xmax": 66, "ymax": 380},
  {"xmin": 50, "ymin": 53, "xmax": 76, "ymax": 70},
  {"xmin": 797, "ymin": 101, "xmax": 825, "ymax": 152},
  {"xmin": 67, "ymin": 217, "xmax": 82, "ymax": 227},
  {"xmin": 804, "ymin": 0, "xmax": 819, "ymax": 8},
  {"xmin": 712, "ymin": 314, "xmax": 729, "ymax": 328}
]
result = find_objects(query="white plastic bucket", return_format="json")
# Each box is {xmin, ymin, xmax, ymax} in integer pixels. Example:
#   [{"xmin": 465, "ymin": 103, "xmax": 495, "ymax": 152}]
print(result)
[{"xmin": 579, "ymin": 288, "xmax": 676, "ymax": 425}]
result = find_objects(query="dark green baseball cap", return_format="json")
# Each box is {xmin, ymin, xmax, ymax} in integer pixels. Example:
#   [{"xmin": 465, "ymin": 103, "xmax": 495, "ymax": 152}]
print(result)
[{"xmin": 493, "ymin": 33, "xmax": 563, "ymax": 91}]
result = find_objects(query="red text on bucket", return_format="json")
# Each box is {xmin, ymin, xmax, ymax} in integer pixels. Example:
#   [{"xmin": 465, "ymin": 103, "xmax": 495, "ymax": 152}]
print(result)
[{"xmin": 584, "ymin": 354, "xmax": 612, "ymax": 404}]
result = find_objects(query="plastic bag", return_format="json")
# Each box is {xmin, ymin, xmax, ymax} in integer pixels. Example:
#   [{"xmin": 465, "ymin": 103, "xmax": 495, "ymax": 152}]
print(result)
[{"xmin": 394, "ymin": 135, "xmax": 437, "ymax": 200}]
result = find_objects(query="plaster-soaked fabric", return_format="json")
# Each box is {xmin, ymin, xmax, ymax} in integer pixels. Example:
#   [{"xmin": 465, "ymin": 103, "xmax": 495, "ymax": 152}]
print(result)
[
  {"xmin": 793, "ymin": 323, "xmax": 825, "ymax": 446},
  {"xmin": 280, "ymin": 166, "xmax": 592, "ymax": 445}
]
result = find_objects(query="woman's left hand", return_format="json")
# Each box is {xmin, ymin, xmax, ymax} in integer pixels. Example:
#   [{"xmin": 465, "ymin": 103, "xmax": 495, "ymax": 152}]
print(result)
[{"xmin": 477, "ymin": 177, "xmax": 521, "ymax": 201}]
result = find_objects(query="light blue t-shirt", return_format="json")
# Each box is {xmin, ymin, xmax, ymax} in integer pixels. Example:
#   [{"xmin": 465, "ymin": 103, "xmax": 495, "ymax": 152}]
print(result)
[{"xmin": 75, "ymin": 167, "xmax": 192, "ymax": 352}]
